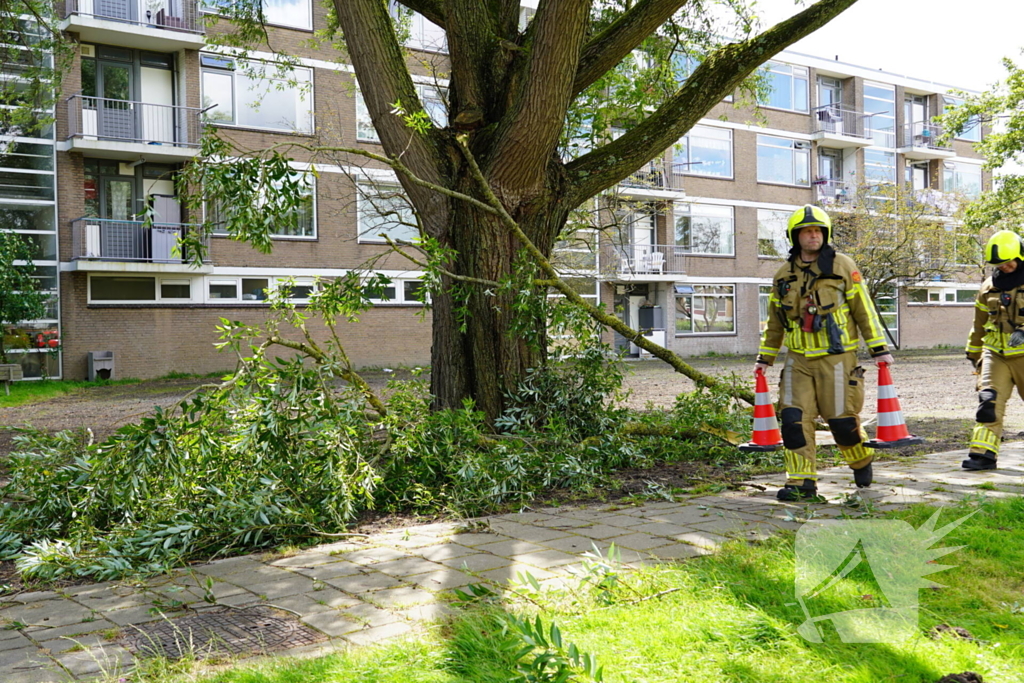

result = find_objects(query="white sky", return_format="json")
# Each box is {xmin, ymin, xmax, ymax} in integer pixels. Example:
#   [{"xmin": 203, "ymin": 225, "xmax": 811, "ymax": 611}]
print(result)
[{"xmin": 755, "ymin": 0, "xmax": 1024, "ymax": 93}]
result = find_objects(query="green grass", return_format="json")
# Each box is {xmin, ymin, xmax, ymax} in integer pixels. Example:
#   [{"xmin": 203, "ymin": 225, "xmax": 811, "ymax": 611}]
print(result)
[
  {"xmin": 0, "ymin": 377, "xmax": 141, "ymax": 408},
  {"xmin": 110, "ymin": 495, "xmax": 1024, "ymax": 683}
]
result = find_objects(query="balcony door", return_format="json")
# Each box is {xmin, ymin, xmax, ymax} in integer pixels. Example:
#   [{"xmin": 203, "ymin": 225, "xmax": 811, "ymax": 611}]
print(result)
[
  {"xmin": 94, "ymin": 0, "xmax": 136, "ymax": 22},
  {"xmin": 905, "ymin": 94, "xmax": 928, "ymax": 145},
  {"xmin": 80, "ymin": 46, "xmax": 175, "ymax": 144},
  {"xmin": 816, "ymin": 76, "xmax": 843, "ymax": 134}
]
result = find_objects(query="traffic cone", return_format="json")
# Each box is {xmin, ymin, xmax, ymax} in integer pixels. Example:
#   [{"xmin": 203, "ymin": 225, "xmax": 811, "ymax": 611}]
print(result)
[
  {"xmin": 865, "ymin": 362, "xmax": 924, "ymax": 449},
  {"xmin": 739, "ymin": 368, "xmax": 783, "ymax": 452}
]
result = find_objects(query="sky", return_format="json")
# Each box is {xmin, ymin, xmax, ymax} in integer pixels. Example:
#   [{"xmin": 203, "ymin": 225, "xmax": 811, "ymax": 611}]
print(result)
[{"xmin": 754, "ymin": 0, "xmax": 1024, "ymax": 92}]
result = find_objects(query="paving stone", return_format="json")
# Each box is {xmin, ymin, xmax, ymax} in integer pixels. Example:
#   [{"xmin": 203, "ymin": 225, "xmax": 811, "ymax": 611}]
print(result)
[
  {"xmin": 532, "ymin": 535, "xmax": 608, "ymax": 555},
  {"xmin": 31, "ymin": 619, "xmax": 118, "ymax": 644},
  {"xmin": 342, "ymin": 621, "xmax": 413, "ymax": 647},
  {"xmin": 0, "ymin": 632, "xmax": 35, "ymax": 651},
  {"xmin": 103, "ymin": 604, "xmax": 168, "ymax": 626},
  {"xmin": 364, "ymin": 586, "xmax": 436, "ymax": 609},
  {"xmin": 494, "ymin": 512, "xmax": 560, "ymax": 525},
  {"xmin": 413, "ymin": 543, "xmax": 479, "ymax": 563},
  {"xmin": 644, "ymin": 543, "xmax": 712, "ymax": 560},
  {"xmin": 605, "ymin": 532, "xmax": 674, "ymax": 551},
  {"xmin": 269, "ymin": 553, "xmax": 344, "ymax": 568},
  {"xmin": 487, "ymin": 521, "xmax": 574, "ymax": 543},
  {"xmin": 221, "ymin": 567, "xmax": 300, "ymax": 587},
  {"xmin": 404, "ymin": 569, "xmax": 476, "ymax": 592},
  {"xmin": 649, "ymin": 508, "xmax": 723, "ymax": 526},
  {"xmin": 338, "ymin": 601, "xmax": 402, "ymax": 627},
  {"xmin": 294, "ymin": 561, "xmax": 365, "ymax": 580},
  {"xmin": 475, "ymin": 539, "xmax": 548, "ymax": 558},
  {"xmin": 437, "ymin": 553, "xmax": 514, "ymax": 572},
  {"xmin": 530, "ymin": 516, "xmax": 593, "ymax": 529},
  {"xmin": 332, "ymin": 547, "xmax": 411, "ymax": 565},
  {"xmin": 510, "ymin": 549, "xmax": 581, "ymax": 569},
  {"xmin": 0, "ymin": 646, "xmax": 52, "ymax": 671},
  {"xmin": 445, "ymin": 533, "xmax": 509, "ymax": 547},
  {"xmin": 370, "ymin": 556, "xmax": 447, "ymax": 578},
  {"xmin": 567, "ymin": 524, "xmax": 632, "ymax": 540},
  {"xmin": 326, "ymin": 571, "xmax": 405, "ymax": 594},
  {"xmin": 191, "ymin": 555, "xmax": 266, "ymax": 577},
  {"xmin": 9, "ymin": 591, "xmax": 60, "ymax": 604},
  {"xmin": 674, "ymin": 531, "xmax": 730, "ymax": 550},
  {"xmin": 589, "ymin": 514, "xmax": 649, "ymax": 529},
  {"xmin": 243, "ymin": 575, "xmax": 319, "ymax": 600},
  {"xmin": 477, "ymin": 564, "xmax": 557, "ymax": 585},
  {"xmin": 632, "ymin": 521, "xmax": 698, "ymax": 538},
  {"xmin": 377, "ymin": 534, "xmax": 451, "ymax": 549},
  {"xmin": 5, "ymin": 668, "xmax": 66, "ymax": 683},
  {"xmin": 401, "ymin": 602, "xmax": 456, "ymax": 622},
  {"xmin": 301, "ymin": 611, "xmax": 363, "ymax": 637},
  {"xmin": 73, "ymin": 591, "xmax": 150, "ymax": 613},
  {"xmin": 214, "ymin": 592, "xmax": 263, "ymax": 608},
  {"xmin": 1, "ymin": 600, "xmax": 97, "ymax": 630},
  {"xmin": 0, "ymin": 626, "xmax": 29, "ymax": 642}
]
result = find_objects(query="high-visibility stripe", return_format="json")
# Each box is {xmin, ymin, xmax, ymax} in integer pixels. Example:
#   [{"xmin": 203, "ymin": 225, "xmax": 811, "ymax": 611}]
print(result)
[
  {"xmin": 840, "ymin": 442, "xmax": 873, "ymax": 464},
  {"xmin": 970, "ymin": 425, "xmax": 999, "ymax": 453},
  {"xmin": 834, "ymin": 361, "xmax": 845, "ymax": 416},
  {"xmin": 877, "ymin": 384, "xmax": 898, "ymax": 400},
  {"xmin": 877, "ymin": 410, "xmax": 906, "ymax": 427},
  {"xmin": 755, "ymin": 391, "xmax": 774, "ymax": 406},
  {"xmin": 754, "ymin": 417, "xmax": 779, "ymax": 431},
  {"xmin": 783, "ymin": 356, "xmax": 794, "ymax": 405}
]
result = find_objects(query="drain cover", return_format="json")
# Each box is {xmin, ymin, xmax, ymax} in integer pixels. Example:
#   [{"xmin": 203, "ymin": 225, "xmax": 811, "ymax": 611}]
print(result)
[{"xmin": 121, "ymin": 606, "xmax": 327, "ymax": 659}]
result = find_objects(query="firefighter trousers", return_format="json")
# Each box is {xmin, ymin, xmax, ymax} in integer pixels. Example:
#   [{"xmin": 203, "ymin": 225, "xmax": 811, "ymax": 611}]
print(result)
[
  {"xmin": 969, "ymin": 350, "xmax": 1024, "ymax": 459},
  {"xmin": 778, "ymin": 351, "xmax": 873, "ymax": 483}
]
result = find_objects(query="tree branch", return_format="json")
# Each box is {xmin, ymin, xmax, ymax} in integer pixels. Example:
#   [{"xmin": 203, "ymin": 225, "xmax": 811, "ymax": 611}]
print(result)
[
  {"xmin": 572, "ymin": 0, "xmax": 691, "ymax": 98},
  {"xmin": 564, "ymin": 0, "xmax": 860, "ymax": 206},
  {"xmin": 455, "ymin": 135, "xmax": 754, "ymax": 405}
]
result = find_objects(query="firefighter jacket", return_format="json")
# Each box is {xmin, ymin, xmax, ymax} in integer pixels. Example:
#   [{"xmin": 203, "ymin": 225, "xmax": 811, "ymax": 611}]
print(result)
[
  {"xmin": 758, "ymin": 248, "xmax": 889, "ymax": 363},
  {"xmin": 965, "ymin": 271, "xmax": 1024, "ymax": 358}
]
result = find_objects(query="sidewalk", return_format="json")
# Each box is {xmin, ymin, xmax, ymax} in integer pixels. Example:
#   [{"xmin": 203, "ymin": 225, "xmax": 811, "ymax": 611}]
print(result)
[{"xmin": 2, "ymin": 445, "xmax": 1022, "ymax": 682}]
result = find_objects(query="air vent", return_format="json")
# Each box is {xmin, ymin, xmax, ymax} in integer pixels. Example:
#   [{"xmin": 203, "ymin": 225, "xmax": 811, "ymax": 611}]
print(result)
[{"xmin": 81, "ymin": 44, "xmax": 95, "ymax": 58}]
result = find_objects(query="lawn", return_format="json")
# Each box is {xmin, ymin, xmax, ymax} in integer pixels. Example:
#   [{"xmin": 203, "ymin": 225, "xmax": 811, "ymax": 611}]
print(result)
[{"xmin": 115, "ymin": 495, "xmax": 1024, "ymax": 683}]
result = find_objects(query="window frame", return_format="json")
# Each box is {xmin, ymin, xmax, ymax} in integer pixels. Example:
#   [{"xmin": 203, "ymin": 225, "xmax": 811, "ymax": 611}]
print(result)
[
  {"xmin": 207, "ymin": 169, "xmax": 316, "ymax": 240},
  {"xmin": 363, "ymin": 277, "xmax": 429, "ymax": 305},
  {"xmin": 906, "ymin": 285, "xmax": 978, "ymax": 306},
  {"xmin": 200, "ymin": 0, "xmax": 313, "ymax": 32},
  {"xmin": 758, "ymin": 61, "xmax": 809, "ymax": 113},
  {"xmin": 356, "ymin": 181, "xmax": 419, "ymax": 244},
  {"xmin": 674, "ymin": 283, "xmax": 736, "ymax": 336},
  {"xmin": 674, "ymin": 125, "xmax": 733, "ymax": 179},
  {"xmin": 674, "ymin": 203, "xmax": 735, "ymax": 257},
  {"xmin": 355, "ymin": 82, "xmax": 447, "ymax": 143},
  {"xmin": 200, "ymin": 54, "xmax": 314, "ymax": 135},
  {"xmin": 756, "ymin": 134, "xmax": 811, "ymax": 187}
]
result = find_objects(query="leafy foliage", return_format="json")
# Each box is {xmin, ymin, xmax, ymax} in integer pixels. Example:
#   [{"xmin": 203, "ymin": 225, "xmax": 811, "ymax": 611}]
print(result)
[{"xmin": 0, "ymin": 231, "xmax": 50, "ymax": 363}]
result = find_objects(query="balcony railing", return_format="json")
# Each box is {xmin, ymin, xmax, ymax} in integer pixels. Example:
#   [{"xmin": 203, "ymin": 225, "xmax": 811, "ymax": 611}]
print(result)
[
  {"xmin": 618, "ymin": 159, "xmax": 685, "ymax": 192},
  {"xmin": 811, "ymin": 105, "xmax": 870, "ymax": 139},
  {"xmin": 814, "ymin": 179, "xmax": 852, "ymax": 205},
  {"xmin": 902, "ymin": 122, "xmax": 952, "ymax": 151},
  {"xmin": 64, "ymin": 0, "xmax": 203, "ymax": 33},
  {"xmin": 612, "ymin": 243, "xmax": 685, "ymax": 276},
  {"xmin": 66, "ymin": 94, "xmax": 202, "ymax": 148},
  {"xmin": 71, "ymin": 217, "xmax": 210, "ymax": 263}
]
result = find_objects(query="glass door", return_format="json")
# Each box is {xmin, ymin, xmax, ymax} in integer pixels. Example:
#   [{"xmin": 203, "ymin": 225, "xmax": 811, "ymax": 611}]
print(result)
[
  {"xmin": 905, "ymin": 94, "xmax": 928, "ymax": 146},
  {"xmin": 99, "ymin": 62, "xmax": 135, "ymax": 141},
  {"xmin": 816, "ymin": 77, "xmax": 843, "ymax": 134}
]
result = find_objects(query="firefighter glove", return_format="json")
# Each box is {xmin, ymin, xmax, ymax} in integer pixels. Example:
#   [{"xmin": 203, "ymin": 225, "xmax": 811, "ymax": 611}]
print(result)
[{"xmin": 1012, "ymin": 328, "xmax": 1024, "ymax": 348}]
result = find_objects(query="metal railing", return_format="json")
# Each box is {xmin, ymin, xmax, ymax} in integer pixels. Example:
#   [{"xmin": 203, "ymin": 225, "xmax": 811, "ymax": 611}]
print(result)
[
  {"xmin": 71, "ymin": 217, "xmax": 210, "ymax": 263},
  {"xmin": 618, "ymin": 159, "xmax": 685, "ymax": 192},
  {"xmin": 813, "ymin": 179, "xmax": 852, "ymax": 205},
  {"xmin": 902, "ymin": 121, "xmax": 952, "ymax": 150},
  {"xmin": 811, "ymin": 104, "xmax": 869, "ymax": 139},
  {"xmin": 66, "ymin": 95, "xmax": 202, "ymax": 148},
  {"xmin": 611, "ymin": 243, "xmax": 685, "ymax": 276},
  {"xmin": 64, "ymin": 0, "xmax": 203, "ymax": 33}
]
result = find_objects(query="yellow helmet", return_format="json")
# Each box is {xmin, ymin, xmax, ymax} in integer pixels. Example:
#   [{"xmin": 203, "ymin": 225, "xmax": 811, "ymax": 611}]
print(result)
[
  {"xmin": 985, "ymin": 230, "xmax": 1023, "ymax": 264},
  {"xmin": 787, "ymin": 205, "xmax": 831, "ymax": 246}
]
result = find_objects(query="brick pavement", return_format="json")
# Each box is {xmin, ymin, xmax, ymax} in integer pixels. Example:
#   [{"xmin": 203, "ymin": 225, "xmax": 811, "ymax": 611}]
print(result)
[{"xmin": 2, "ymin": 445, "xmax": 1022, "ymax": 682}]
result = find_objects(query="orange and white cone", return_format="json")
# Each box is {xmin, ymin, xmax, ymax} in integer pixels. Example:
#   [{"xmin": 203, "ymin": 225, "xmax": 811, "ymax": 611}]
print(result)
[
  {"xmin": 739, "ymin": 368, "xmax": 783, "ymax": 452},
  {"xmin": 865, "ymin": 362, "xmax": 924, "ymax": 449}
]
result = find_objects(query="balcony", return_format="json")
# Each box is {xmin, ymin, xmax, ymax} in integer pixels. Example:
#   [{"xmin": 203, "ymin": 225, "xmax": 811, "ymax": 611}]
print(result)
[
  {"xmin": 615, "ymin": 160, "xmax": 686, "ymax": 200},
  {"xmin": 898, "ymin": 122, "xmax": 956, "ymax": 160},
  {"xmin": 814, "ymin": 179, "xmax": 852, "ymax": 206},
  {"xmin": 69, "ymin": 217, "xmax": 213, "ymax": 273},
  {"xmin": 610, "ymin": 243, "xmax": 685, "ymax": 281},
  {"xmin": 65, "ymin": 95, "xmax": 202, "ymax": 162},
  {"xmin": 810, "ymin": 105, "xmax": 872, "ymax": 149},
  {"xmin": 62, "ymin": 0, "xmax": 205, "ymax": 51}
]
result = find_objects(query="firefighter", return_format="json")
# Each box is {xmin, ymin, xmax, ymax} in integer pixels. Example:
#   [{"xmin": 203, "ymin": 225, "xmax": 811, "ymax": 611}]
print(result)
[
  {"xmin": 755, "ymin": 205, "xmax": 894, "ymax": 501},
  {"xmin": 963, "ymin": 230, "xmax": 1024, "ymax": 471}
]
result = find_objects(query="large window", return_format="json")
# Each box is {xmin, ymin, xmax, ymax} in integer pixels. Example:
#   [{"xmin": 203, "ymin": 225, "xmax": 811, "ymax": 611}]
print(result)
[
  {"xmin": 864, "ymin": 149, "xmax": 896, "ymax": 184},
  {"xmin": 389, "ymin": 4, "xmax": 447, "ymax": 52},
  {"xmin": 757, "ymin": 135, "xmax": 810, "ymax": 186},
  {"xmin": 675, "ymin": 125, "xmax": 732, "ymax": 178},
  {"xmin": 675, "ymin": 284, "xmax": 735, "ymax": 335},
  {"xmin": 759, "ymin": 62, "xmax": 809, "ymax": 112},
  {"xmin": 863, "ymin": 82, "xmax": 896, "ymax": 147},
  {"xmin": 674, "ymin": 203, "xmax": 734, "ymax": 256},
  {"xmin": 358, "ymin": 183, "xmax": 419, "ymax": 243},
  {"xmin": 943, "ymin": 96, "xmax": 982, "ymax": 142},
  {"xmin": 208, "ymin": 172, "xmax": 315, "ymax": 238},
  {"xmin": 943, "ymin": 162, "xmax": 983, "ymax": 199},
  {"xmin": 757, "ymin": 208, "xmax": 790, "ymax": 258},
  {"xmin": 758, "ymin": 284, "xmax": 772, "ymax": 333},
  {"xmin": 907, "ymin": 285, "xmax": 978, "ymax": 305},
  {"xmin": 202, "ymin": 0, "xmax": 312, "ymax": 30},
  {"xmin": 89, "ymin": 275, "xmax": 318, "ymax": 303},
  {"xmin": 200, "ymin": 55, "xmax": 313, "ymax": 134},
  {"xmin": 356, "ymin": 83, "xmax": 447, "ymax": 143},
  {"xmin": 364, "ymin": 277, "xmax": 428, "ymax": 305}
]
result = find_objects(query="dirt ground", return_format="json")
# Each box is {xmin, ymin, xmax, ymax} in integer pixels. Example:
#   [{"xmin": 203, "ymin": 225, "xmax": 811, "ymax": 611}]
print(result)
[{"xmin": 0, "ymin": 349, "xmax": 1018, "ymax": 458}]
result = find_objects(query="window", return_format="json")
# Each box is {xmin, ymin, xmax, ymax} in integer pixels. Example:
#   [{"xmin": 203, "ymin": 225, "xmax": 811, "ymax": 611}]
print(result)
[
  {"xmin": 675, "ymin": 284, "xmax": 735, "ymax": 335},
  {"xmin": 907, "ymin": 285, "xmax": 978, "ymax": 305},
  {"xmin": 208, "ymin": 171, "xmax": 315, "ymax": 238},
  {"xmin": 759, "ymin": 284, "xmax": 772, "ymax": 333},
  {"xmin": 943, "ymin": 162, "xmax": 982, "ymax": 199},
  {"xmin": 757, "ymin": 208, "xmax": 790, "ymax": 258},
  {"xmin": 943, "ymin": 96, "xmax": 982, "ymax": 142},
  {"xmin": 200, "ymin": 55, "xmax": 313, "ymax": 134},
  {"xmin": 864, "ymin": 149, "xmax": 896, "ymax": 184},
  {"xmin": 674, "ymin": 204, "xmax": 734, "ymax": 256},
  {"xmin": 160, "ymin": 280, "xmax": 191, "ymax": 299},
  {"xmin": 863, "ymin": 82, "xmax": 896, "ymax": 147},
  {"xmin": 357, "ymin": 182, "xmax": 419, "ymax": 242},
  {"xmin": 355, "ymin": 83, "xmax": 447, "ymax": 143},
  {"xmin": 674, "ymin": 125, "xmax": 732, "ymax": 178},
  {"xmin": 389, "ymin": 4, "xmax": 447, "ymax": 52},
  {"xmin": 91, "ymin": 276, "xmax": 156, "ymax": 301},
  {"xmin": 758, "ymin": 62, "xmax": 809, "ymax": 112},
  {"xmin": 209, "ymin": 280, "xmax": 238, "ymax": 299},
  {"xmin": 757, "ymin": 135, "xmax": 810, "ymax": 186},
  {"xmin": 277, "ymin": 278, "xmax": 315, "ymax": 300},
  {"xmin": 552, "ymin": 229, "xmax": 598, "ymax": 274},
  {"xmin": 202, "ymin": 0, "xmax": 312, "ymax": 31},
  {"xmin": 364, "ymin": 277, "xmax": 428, "ymax": 305}
]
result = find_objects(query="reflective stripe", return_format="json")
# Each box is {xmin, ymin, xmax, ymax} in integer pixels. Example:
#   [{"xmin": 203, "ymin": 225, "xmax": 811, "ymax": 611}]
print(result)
[
  {"xmin": 755, "ymin": 391, "xmax": 774, "ymax": 406},
  {"xmin": 834, "ymin": 360, "xmax": 845, "ymax": 416},
  {"xmin": 783, "ymin": 355, "xmax": 794, "ymax": 405},
  {"xmin": 877, "ymin": 410, "xmax": 906, "ymax": 427},
  {"xmin": 877, "ymin": 384, "xmax": 898, "ymax": 400},
  {"xmin": 754, "ymin": 417, "xmax": 779, "ymax": 431},
  {"xmin": 841, "ymin": 442, "xmax": 873, "ymax": 464},
  {"xmin": 970, "ymin": 425, "xmax": 999, "ymax": 453}
]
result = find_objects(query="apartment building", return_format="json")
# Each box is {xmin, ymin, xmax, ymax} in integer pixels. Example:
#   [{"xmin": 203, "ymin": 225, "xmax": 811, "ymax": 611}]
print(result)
[{"xmin": 0, "ymin": 3, "xmax": 987, "ymax": 380}]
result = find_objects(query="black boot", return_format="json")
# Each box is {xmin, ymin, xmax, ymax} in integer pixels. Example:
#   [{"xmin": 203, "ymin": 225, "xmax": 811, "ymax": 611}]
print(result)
[
  {"xmin": 962, "ymin": 451, "xmax": 997, "ymax": 471},
  {"xmin": 777, "ymin": 479, "xmax": 821, "ymax": 502},
  {"xmin": 854, "ymin": 463, "xmax": 873, "ymax": 488}
]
